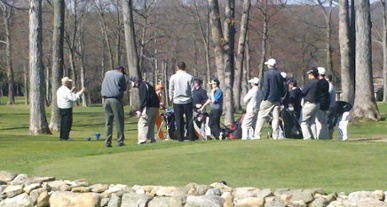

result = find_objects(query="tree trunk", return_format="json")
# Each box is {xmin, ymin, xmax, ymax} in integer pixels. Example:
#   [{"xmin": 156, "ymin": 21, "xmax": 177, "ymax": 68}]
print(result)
[
  {"xmin": 49, "ymin": 0, "xmax": 65, "ymax": 131},
  {"xmin": 352, "ymin": 0, "xmax": 381, "ymax": 121},
  {"xmin": 122, "ymin": 0, "xmax": 141, "ymax": 112},
  {"xmin": 78, "ymin": 25, "xmax": 88, "ymax": 107},
  {"xmin": 382, "ymin": 0, "xmax": 387, "ymax": 102},
  {"xmin": 339, "ymin": 0, "xmax": 354, "ymax": 104},
  {"xmin": 222, "ymin": 0, "xmax": 236, "ymax": 125},
  {"xmin": 259, "ymin": 17, "xmax": 268, "ymax": 89},
  {"xmin": 1, "ymin": 3, "xmax": 15, "ymax": 104},
  {"xmin": 116, "ymin": 0, "xmax": 121, "ymax": 65},
  {"xmin": 234, "ymin": 0, "xmax": 251, "ymax": 111},
  {"xmin": 29, "ymin": 0, "xmax": 51, "ymax": 135},
  {"xmin": 24, "ymin": 64, "xmax": 29, "ymax": 105},
  {"xmin": 208, "ymin": 0, "xmax": 225, "ymax": 87}
]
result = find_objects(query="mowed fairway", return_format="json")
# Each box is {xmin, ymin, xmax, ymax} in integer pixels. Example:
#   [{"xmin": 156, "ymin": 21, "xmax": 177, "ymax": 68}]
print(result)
[{"xmin": 1, "ymin": 97, "xmax": 387, "ymax": 193}]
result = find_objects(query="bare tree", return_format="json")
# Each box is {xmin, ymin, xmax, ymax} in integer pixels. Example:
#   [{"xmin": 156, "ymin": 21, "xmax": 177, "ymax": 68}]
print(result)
[
  {"xmin": 381, "ymin": 0, "xmax": 387, "ymax": 102},
  {"xmin": 49, "ymin": 0, "xmax": 65, "ymax": 131},
  {"xmin": 94, "ymin": 0, "xmax": 115, "ymax": 70},
  {"xmin": 0, "ymin": 2, "xmax": 15, "ymax": 104},
  {"xmin": 339, "ymin": 0, "xmax": 355, "ymax": 104},
  {"xmin": 122, "ymin": 0, "xmax": 141, "ymax": 111},
  {"xmin": 352, "ymin": 0, "xmax": 381, "ymax": 120},
  {"xmin": 234, "ymin": 0, "xmax": 251, "ymax": 110},
  {"xmin": 316, "ymin": 0, "xmax": 334, "ymax": 76},
  {"xmin": 29, "ymin": 0, "xmax": 51, "ymax": 135}
]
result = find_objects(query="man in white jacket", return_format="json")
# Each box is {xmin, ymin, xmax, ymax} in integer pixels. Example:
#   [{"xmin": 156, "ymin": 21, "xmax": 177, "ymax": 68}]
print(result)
[
  {"xmin": 241, "ymin": 77, "xmax": 263, "ymax": 140},
  {"xmin": 57, "ymin": 77, "xmax": 86, "ymax": 141}
]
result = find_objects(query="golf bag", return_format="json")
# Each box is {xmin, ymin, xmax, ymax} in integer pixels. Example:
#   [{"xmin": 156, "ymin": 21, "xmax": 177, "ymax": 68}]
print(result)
[
  {"xmin": 281, "ymin": 109, "xmax": 303, "ymax": 139},
  {"xmin": 163, "ymin": 108, "xmax": 176, "ymax": 140},
  {"xmin": 229, "ymin": 112, "xmax": 246, "ymax": 139},
  {"xmin": 193, "ymin": 110, "xmax": 211, "ymax": 140}
]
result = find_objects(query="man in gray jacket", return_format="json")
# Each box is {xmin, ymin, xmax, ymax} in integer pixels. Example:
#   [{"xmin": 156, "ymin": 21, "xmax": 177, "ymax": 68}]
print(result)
[
  {"xmin": 101, "ymin": 65, "xmax": 127, "ymax": 147},
  {"xmin": 169, "ymin": 62, "xmax": 196, "ymax": 142}
]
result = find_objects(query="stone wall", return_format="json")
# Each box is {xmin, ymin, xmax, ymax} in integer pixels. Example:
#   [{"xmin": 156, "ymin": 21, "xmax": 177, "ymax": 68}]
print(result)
[{"xmin": 1, "ymin": 171, "xmax": 387, "ymax": 207}]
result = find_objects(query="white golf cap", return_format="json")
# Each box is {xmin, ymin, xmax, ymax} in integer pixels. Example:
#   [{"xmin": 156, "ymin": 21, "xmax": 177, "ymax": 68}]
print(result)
[
  {"xmin": 280, "ymin": 72, "xmax": 287, "ymax": 78},
  {"xmin": 317, "ymin": 67, "xmax": 326, "ymax": 75},
  {"xmin": 264, "ymin": 58, "xmax": 277, "ymax": 66},
  {"xmin": 61, "ymin": 77, "xmax": 73, "ymax": 84},
  {"xmin": 248, "ymin": 77, "xmax": 259, "ymax": 84}
]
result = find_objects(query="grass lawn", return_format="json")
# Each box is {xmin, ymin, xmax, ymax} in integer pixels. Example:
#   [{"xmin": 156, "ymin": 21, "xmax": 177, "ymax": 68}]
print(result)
[{"xmin": 1, "ymin": 97, "xmax": 387, "ymax": 193}]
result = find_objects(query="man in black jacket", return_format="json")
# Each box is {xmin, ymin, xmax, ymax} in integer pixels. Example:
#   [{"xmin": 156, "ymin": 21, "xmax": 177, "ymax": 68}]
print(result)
[
  {"xmin": 254, "ymin": 58, "xmax": 285, "ymax": 140},
  {"xmin": 289, "ymin": 79, "xmax": 302, "ymax": 121},
  {"xmin": 316, "ymin": 67, "xmax": 330, "ymax": 139},
  {"xmin": 301, "ymin": 67, "xmax": 321, "ymax": 140},
  {"xmin": 131, "ymin": 77, "xmax": 160, "ymax": 144}
]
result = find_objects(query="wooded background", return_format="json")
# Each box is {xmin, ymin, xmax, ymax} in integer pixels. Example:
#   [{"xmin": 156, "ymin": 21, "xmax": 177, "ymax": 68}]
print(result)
[{"xmin": 0, "ymin": 0, "xmax": 385, "ymax": 134}]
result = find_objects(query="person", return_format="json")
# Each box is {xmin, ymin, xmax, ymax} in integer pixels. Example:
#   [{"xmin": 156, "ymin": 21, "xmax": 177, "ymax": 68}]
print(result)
[
  {"xmin": 254, "ymin": 58, "xmax": 285, "ymax": 140},
  {"xmin": 333, "ymin": 101, "xmax": 352, "ymax": 141},
  {"xmin": 155, "ymin": 84, "xmax": 165, "ymax": 140},
  {"xmin": 101, "ymin": 65, "xmax": 127, "ymax": 147},
  {"xmin": 199, "ymin": 78, "xmax": 223, "ymax": 140},
  {"xmin": 288, "ymin": 79, "xmax": 303, "ymax": 121},
  {"xmin": 57, "ymin": 77, "xmax": 86, "ymax": 141},
  {"xmin": 131, "ymin": 77, "xmax": 160, "ymax": 144},
  {"xmin": 301, "ymin": 67, "xmax": 321, "ymax": 140},
  {"xmin": 316, "ymin": 67, "xmax": 330, "ymax": 140},
  {"xmin": 326, "ymin": 74, "xmax": 336, "ymax": 139},
  {"xmin": 192, "ymin": 78, "xmax": 208, "ymax": 111},
  {"xmin": 241, "ymin": 77, "xmax": 263, "ymax": 140},
  {"xmin": 281, "ymin": 72, "xmax": 290, "ymax": 110},
  {"xmin": 169, "ymin": 62, "xmax": 196, "ymax": 142}
]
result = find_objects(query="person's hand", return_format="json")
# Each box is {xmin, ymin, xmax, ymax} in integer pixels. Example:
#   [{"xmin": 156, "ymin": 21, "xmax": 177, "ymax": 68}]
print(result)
[
  {"xmin": 135, "ymin": 111, "xmax": 141, "ymax": 118},
  {"xmin": 81, "ymin": 88, "xmax": 86, "ymax": 93}
]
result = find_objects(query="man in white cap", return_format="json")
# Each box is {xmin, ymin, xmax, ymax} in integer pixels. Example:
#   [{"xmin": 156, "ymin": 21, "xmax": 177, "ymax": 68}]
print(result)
[
  {"xmin": 241, "ymin": 77, "xmax": 263, "ymax": 140},
  {"xmin": 254, "ymin": 58, "xmax": 285, "ymax": 140},
  {"xmin": 316, "ymin": 67, "xmax": 330, "ymax": 139},
  {"xmin": 57, "ymin": 77, "xmax": 86, "ymax": 141}
]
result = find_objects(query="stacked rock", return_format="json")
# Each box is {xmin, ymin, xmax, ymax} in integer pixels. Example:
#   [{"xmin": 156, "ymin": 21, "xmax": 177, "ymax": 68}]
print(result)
[{"xmin": 1, "ymin": 171, "xmax": 387, "ymax": 207}]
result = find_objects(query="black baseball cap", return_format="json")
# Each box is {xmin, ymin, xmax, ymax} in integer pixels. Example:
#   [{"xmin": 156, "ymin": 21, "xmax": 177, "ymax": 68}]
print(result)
[
  {"xmin": 307, "ymin": 67, "xmax": 318, "ymax": 77},
  {"xmin": 115, "ymin": 65, "xmax": 126, "ymax": 74}
]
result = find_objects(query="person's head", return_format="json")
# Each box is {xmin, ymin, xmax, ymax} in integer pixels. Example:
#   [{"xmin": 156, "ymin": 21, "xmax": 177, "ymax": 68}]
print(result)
[
  {"xmin": 326, "ymin": 74, "xmax": 333, "ymax": 83},
  {"xmin": 115, "ymin": 65, "xmax": 126, "ymax": 75},
  {"xmin": 248, "ymin": 77, "xmax": 259, "ymax": 87},
  {"xmin": 209, "ymin": 78, "xmax": 220, "ymax": 88},
  {"xmin": 307, "ymin": 67, "xmax": 319, "ymax": 79},
  {"xmin": 289, "ymin": 79, "xmax": 297, "ymax": 88},
  {"xmin": 155, "ymin": 84, "xmax": 164, "ymax": 94},
  {"xmin": 129, "ymin": 76, "xmax": 142, "ymax": 88},
  {"xmin": 317, "ymin": 67, "xmax": 326, "ymax": 79},
  {"xmin": 264, "ymin": 58, "xmax": 277, "ymax": 69},
  {"xmin": 61, "ymin": 77, "xmax": 73, "ymax": 89},
  {"xmin": 176, "ymin": 62, "xmax": 186, "ymax": 71},
  {"xmin": 280, "ymin": 72, "xmax": 287, "ymax": 81},
  {"xmin": 194, "ymin": 78, "xmax": 203, "ymax": 88}
]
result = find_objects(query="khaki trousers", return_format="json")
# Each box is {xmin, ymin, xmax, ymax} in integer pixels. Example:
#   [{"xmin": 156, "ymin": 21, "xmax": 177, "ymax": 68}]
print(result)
[
  {"xmin": 242, "ymin": 109, "xmax": 259, "ymax": 139},
  {"xmin": 316, "ymin": 110, "xmax": 329, "ymax": 139},
  {"xmin": 138, "ymin": 107, "xmax": 159, "ymax": 144},
  {"xmin": 301, "ymin": 102, "xmax": 320, "ymax": 140},
  {"xmin": 254, "ymin": 100, "xmax": 280, "ymax": 139}
]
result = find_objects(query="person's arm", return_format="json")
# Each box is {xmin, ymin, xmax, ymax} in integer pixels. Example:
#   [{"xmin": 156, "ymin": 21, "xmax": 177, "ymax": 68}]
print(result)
[
  {"xmin": 262, "ymin": 72, "xmax": 269, "ymax": 100},
  {"xmin": 65, "ymin": 88, "xmax": 85, "ymax": 102},
  {"xmin": 138, "ymin": 84, "xmax": 147, "ymax": 113},
  {"xmin": 119, "ymin": 75, "xmax": 127, "ymax": 92},
  {"xmin": 244, "ymin": 88, "xmax": 254, "ymax": 103},
  {"xmin": 213, "ymin": 89, "xmax": 221, "ymax": 103},
  {"xmin": 169, "ymin": 76, "xmax": 174, "ymax": 102}
]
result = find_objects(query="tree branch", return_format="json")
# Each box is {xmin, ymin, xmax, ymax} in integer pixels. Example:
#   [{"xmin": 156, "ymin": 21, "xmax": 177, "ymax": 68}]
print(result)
[{"xmin": 0, "ymin": 0, "xmax": 29, "ymax": 10}]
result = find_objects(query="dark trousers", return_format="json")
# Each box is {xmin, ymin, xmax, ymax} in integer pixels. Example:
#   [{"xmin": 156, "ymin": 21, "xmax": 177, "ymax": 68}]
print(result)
[
  {"xmin": 173, "ymin": 103, "xmax": 196, "ymax": 141},
  {"xmin": 60, "ymin": 108, "xmax": 73, "ymax": 139},
  {"xmin": 209, "ymin": 109, "xmax": 222, "ymax": 139}
]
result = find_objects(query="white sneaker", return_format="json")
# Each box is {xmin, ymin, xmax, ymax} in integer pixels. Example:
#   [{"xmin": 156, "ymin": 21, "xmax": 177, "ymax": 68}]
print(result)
[
  {"xmin": 241, "ymin": 137, "xmax": 248, "ymax": 140},
  {"xmin": 251, "ymin": 137, "xmax": 261, "ymax": 140}
]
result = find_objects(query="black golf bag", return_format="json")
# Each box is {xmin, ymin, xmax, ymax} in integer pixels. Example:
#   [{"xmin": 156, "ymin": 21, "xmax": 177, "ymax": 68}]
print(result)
[
  {"xmin": 163, "ymin": 108, "xmax": 176, "ymax": 140},
  {"xmin": 281, "ymin": 109, "xmax": 303, "ymax": 139}
]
